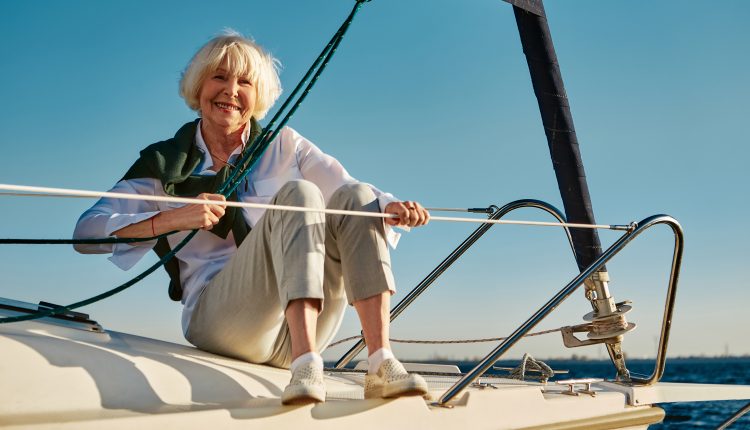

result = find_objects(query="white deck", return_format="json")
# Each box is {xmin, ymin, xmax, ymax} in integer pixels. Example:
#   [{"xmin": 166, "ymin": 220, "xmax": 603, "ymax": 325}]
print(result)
[{"xmin": 1, "ymin": 309, "xmax": 748, "ymax": 429}]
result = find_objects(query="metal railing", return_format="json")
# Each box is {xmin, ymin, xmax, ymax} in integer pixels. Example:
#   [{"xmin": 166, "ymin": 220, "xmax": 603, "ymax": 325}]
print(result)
[
  {"xmin": 335, "ymin": 199, "xmax": 578, "ymax": 369},
  {"xmin": 436, "ymin": 214, "xmax": 684, "ymax": 405}
]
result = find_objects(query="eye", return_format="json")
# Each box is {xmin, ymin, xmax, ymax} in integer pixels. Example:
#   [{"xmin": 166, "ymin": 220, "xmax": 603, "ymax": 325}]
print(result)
[
  {"xmin": 239, "ymin": 78, "xmax": 253, "ymax": 86},
  {"xmin": 212, "ymin": 73, "xmax": 226, "ymax": 81}
]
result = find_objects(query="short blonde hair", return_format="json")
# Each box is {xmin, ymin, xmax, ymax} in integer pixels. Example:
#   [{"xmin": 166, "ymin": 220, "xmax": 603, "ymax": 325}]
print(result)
[{"xmin": 180, "ymin": 30, "xmax": 282, "ymax": 120}]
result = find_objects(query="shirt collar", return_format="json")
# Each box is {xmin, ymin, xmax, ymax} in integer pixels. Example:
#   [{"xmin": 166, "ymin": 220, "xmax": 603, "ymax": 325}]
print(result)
[{"xmin": 194, "ymin": 120, "xmax": 249, "ymax": 172}]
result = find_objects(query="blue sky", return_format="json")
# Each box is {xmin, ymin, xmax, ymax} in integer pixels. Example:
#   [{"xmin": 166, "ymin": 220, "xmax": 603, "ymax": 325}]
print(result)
[{"xmin": 1, "ymin": 0, "xmax": 748, "ymax": 363}]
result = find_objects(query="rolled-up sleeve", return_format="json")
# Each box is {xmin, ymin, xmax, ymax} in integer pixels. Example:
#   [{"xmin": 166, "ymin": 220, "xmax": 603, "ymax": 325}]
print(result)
[{"xmin": 73, "ymin": 178, "xmax": 161, "ymax": 270}]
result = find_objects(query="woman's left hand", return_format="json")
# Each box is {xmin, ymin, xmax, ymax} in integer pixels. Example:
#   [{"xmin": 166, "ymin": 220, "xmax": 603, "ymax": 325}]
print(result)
[{"xmin": 384, "ymin": 201, "xmax": 430, "ymax": 227}]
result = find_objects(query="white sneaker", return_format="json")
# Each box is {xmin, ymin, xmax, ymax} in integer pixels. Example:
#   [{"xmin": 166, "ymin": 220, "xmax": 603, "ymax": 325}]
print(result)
[
  {"xmin": 364, "ymin": 358, "xmax": 428, "ymax": 399},
  {"xmin": 281, "ymin": 362, "xmax": 326, "ymax": 405}
]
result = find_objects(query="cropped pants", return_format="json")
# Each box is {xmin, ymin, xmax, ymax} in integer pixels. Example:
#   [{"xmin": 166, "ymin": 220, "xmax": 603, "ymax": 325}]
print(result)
[{"xmin": 185, "ymin": 180, "xmax": 395, "ymax": 368}]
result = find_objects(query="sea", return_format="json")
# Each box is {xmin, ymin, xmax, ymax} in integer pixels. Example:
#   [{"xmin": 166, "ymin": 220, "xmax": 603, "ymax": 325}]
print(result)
[{"xmin": 454, "ymin": 357, "xmax": 750, "ymax": 429}]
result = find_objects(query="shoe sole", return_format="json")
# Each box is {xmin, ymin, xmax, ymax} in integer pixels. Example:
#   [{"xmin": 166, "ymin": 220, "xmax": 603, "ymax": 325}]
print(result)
[
  {"xmin": 365, "ymin": 380, "xmax": 429, "ymax": 399},
  {"xmin": 281, "ymin": 386, "xmax": 326, "ymax": 405},
  {"xmin": 282, "ymin": 396, "xmax": 323, "ymax": 406}
]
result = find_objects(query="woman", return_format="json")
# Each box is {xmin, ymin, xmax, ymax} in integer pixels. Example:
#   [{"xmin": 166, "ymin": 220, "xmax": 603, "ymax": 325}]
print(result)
[{"xmin": 73, "ymin": 31, "xmax": 430, "ymax": 405}]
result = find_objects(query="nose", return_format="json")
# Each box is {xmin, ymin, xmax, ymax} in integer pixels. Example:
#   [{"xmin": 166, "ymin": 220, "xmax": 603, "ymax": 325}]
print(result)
[{"xmin": 223, "ymin": 78, "xmax": 240, "ymax": 97}]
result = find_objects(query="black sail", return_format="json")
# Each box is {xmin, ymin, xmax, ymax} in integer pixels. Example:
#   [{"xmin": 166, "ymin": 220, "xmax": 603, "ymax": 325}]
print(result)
[{"xmin": 510, "ymin": 1, "xmax": 604, "ymax": 272}]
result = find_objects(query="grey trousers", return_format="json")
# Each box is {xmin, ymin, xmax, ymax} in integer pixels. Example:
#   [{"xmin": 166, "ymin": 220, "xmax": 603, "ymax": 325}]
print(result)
[{"xmin": 185, "ymin": 180, "xmax": 395, "ymax": 368}]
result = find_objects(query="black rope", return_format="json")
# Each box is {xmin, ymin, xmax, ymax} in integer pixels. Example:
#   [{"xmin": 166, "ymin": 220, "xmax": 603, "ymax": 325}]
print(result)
[
  {"xmin": 0, "ymin": 237, "xmax": 165, "ymax": 245},
  {"xmin": 220, "ymin": 0, "xmax": 368, "ymax": 196}
]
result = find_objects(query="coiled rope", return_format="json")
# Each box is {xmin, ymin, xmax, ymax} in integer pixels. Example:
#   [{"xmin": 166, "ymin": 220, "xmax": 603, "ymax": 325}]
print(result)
[
  {"xmin": 506, "ymin": 353, "xmax": 555, "ymax": 383},
  {"xmin": 0, "ymin": 0, "xmax": 370, "ymax": 324}
]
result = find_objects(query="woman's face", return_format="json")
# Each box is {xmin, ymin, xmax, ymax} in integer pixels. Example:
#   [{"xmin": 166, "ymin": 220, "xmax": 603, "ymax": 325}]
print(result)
[{"xmin": 199, "ymin": 64, "xmax": 256, "ymax": 134}]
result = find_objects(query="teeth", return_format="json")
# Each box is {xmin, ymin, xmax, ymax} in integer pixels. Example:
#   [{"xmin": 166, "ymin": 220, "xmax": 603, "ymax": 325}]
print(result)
[{"xmin": 216, "ymin": 102, "xmax": 240, "ymax": 111}]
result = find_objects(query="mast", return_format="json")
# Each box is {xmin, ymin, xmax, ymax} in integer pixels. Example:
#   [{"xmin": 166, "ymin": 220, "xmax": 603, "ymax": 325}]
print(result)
[
  {"xmin": 506, "ymin": 0, "xmax": 630, "ymax": 380},
  {"xmin": 508, "ymin": 0, "xmax": 602, "ymax": 271}
]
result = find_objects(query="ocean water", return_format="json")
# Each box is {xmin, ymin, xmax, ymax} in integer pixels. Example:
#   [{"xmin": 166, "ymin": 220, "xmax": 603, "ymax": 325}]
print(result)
[{"xmin": 457, "ymin": 358, "xmax": 750, "ymax": 429}]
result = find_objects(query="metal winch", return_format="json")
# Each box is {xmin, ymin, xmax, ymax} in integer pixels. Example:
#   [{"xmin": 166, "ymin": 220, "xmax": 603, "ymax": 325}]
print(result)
[{"xmin": 560, "ymin": 270, "xmax": 637, "ymax": 381}]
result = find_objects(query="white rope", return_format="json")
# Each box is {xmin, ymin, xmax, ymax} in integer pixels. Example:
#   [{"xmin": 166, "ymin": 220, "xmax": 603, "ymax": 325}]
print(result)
[
  {"xmin": 424, "ymin": 207, "xmax": 483, "ymax": 213},
  {"xmin": 506, "ymin": 353, "xmax": 555, "ymax": 383},
  {"xmin": 0, "ymin": 183, "xmax": 629, "ymax": 231}
]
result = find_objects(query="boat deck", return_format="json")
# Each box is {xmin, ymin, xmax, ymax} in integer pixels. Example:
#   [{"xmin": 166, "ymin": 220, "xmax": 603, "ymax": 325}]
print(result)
[{"xmin": 1, "ymin": 307, "xmax": 748, "ymax": 429}]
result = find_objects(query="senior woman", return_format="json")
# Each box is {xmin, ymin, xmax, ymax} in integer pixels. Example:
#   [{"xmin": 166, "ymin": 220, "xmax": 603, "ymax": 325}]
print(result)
[{"xmin": 73, "ymin": 32, "xmax": 430, "ymax": 405}]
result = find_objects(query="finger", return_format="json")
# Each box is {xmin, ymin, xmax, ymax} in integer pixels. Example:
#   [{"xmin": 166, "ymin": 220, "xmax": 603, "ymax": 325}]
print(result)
[
  {"xmin": 409, "ymin": 211, "xmax": 419, "ymax": 227},
  {"xmin": 412, "ymin": 209, "xmax": 424, "ymax": 226},
  {"xmin": 201, "ymin": 194, "xmax": 227, "ymax": 215},
  {"xmin": 399, "ymin": 205, "xmax": 412, "ymax": 226},
  {"xmin": 196, "ymin": 193, "xmax": 226, "ymax": 206},
  {"xmin": 205, "ymin": 194, "xmax": 227, "ymax": 204},
  {"xmin": 384, "ymin": 201, "xmax": 411, "ymax": 226},
  {"xmin": 415, "ymin": 204, "xmax": 429, "ymax": 226},
  {"xmin": 383, "ymin": 206, "xmax": 399, "ymax": 225},
  {"xmin": 210, "ymin": 204, "xmax": 226, "ymax": 217},
  {"xmin": 406, "ymin": 204, "xmax": 420, "ymax": 227},
  {"xmin": 205, "ymin": 212, "xmax": 221, "ymax": 229}
]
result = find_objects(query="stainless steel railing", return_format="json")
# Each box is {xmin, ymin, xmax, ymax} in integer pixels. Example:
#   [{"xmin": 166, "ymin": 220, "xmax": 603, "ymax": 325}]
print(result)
[
  {"xmin": 334, "ymin": 199, "xmax": 578, "ymax": 369},
  {"xmin": 436, "ymin": 214, "xmax": 684, "ymax": 405}
]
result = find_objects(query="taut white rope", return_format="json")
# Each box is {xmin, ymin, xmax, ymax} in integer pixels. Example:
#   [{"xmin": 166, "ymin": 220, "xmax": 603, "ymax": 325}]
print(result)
[{"xmin": 0, "ymin": 183, "xmax": 631, "ymax": 231}]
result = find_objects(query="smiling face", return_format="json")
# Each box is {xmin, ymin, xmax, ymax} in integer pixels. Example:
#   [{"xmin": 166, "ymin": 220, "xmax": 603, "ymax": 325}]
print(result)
[
  {"xmin": 180, "ymin": 33, "xmax": 281, "ymax": 123},
  {"xmin": 198, "ymin": 64, "xmax": 257, "ymax": 135}
]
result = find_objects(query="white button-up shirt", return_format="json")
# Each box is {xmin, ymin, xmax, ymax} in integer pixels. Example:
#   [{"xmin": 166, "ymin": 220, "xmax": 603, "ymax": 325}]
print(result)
[{"xmin": 73, "ymin": 124, "xmax": 401, "ymax": 334}]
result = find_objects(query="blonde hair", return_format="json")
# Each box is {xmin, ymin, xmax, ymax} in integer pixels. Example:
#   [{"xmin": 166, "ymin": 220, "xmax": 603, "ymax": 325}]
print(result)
[{"xmin": 180, "ymin": 30, "xmax": 282, "ymax": 120}]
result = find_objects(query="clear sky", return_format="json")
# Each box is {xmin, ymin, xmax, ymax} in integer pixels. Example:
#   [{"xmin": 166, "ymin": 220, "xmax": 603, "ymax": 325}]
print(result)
[{"xmin": 1, "ymin": 0, "xmax": 748, "ymax": 363}]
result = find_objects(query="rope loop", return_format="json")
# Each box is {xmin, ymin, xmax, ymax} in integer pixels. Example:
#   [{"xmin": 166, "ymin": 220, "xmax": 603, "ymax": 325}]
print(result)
[{"xmin": 507, "ymin": 353, "xmax": 555, "ymax": 383}]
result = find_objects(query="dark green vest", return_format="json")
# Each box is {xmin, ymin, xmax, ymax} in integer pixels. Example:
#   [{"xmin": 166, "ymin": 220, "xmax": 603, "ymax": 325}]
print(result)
[{"xmin": 122, "ymin": 119, "xmax": 262, "ymax": 300}]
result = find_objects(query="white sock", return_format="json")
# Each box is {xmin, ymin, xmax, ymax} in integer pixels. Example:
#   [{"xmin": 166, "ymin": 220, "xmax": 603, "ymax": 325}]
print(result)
[
  {"xmin": 368, "ymin": 348, "xmax": 395, "ymax": 374},
  {"xmin": 290, "ymin": 351, "xmax": 323, "ymax": 374}
]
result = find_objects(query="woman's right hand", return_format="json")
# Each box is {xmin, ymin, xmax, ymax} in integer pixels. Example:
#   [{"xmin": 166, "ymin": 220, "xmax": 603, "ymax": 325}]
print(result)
[
  {"xmin": 112, "ymin": 193, "xmax": 227, "ymax": 238},
  {"xmin": 159, "ymin": 193, "xmax": 227, "ymax": 231}
]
